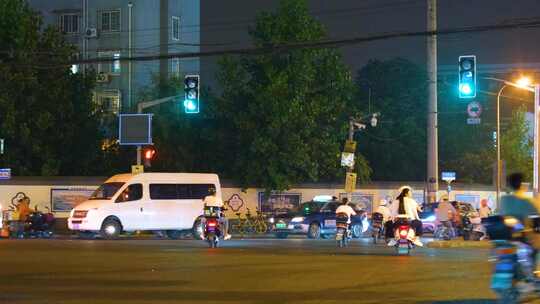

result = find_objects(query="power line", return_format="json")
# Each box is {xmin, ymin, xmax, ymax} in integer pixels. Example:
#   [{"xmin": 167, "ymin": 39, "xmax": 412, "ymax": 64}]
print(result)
[{"xmin": 69, "ymin": 19, "xmax": 540, "ymax": 65}]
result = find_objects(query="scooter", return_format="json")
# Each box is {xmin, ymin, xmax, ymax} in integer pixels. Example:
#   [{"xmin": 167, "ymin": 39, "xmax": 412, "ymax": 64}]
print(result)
[
  {"xmin": 26, "ymin": 206, "xmax": 55, "ymax": 238},
  {"xmin": 393, "ymin": 219, "xmax": 415, "ymax": 255},
  {"xmin": 203, "ymin": 206, "xmax": 222, "ymax": 248},
  {"xmin": 484, "ymin": 215, "xmax": 540, "ymax": 303},
  {"xmin": 371, "ymin": 212, "xmax": 384, "ymax": 244},
  {"xmin": 335, "ymin": 212, "xmax": 351, "ymax": 248}
]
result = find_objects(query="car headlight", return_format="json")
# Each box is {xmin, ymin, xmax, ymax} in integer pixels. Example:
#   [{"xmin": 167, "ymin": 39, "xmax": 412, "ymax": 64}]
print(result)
[
  {"xmin": 268, "ymin": 217, "xmax": 275, "ymax": 224},
  {"xmin": 291, "ymin": 217, "xmax": 305, "ymax": 223}
]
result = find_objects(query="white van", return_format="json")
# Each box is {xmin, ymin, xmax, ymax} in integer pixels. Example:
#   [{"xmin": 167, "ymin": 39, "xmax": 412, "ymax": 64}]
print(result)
[{"xmin": 68, "ymin": 173, "xmax": 221, "ymax": 239}]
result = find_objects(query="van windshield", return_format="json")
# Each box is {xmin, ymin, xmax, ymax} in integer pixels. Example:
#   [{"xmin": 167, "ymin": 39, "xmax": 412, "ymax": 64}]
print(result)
[{"xmin": 90, "ymin": 182, "xmax": 125, "ymax": 200}]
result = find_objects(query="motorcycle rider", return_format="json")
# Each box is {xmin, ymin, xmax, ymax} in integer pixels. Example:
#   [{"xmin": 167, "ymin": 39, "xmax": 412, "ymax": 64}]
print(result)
[
  {"xmin": 499, "ymin": 172, "xmax": 540, "ymax": 276},
  {"xmin": 374, "ymin": 199, "xmax": 392, "ymax": 223},
  {"xmin": 203, "ymin": 187, "xmax": 231, "ymax": 240},
  {"xmin": 335, "ymin": 197, "xmax": 357, "ymax": 224},
  {"xmin": 435, "ymin": 194, "xmax": 457, "ymax": 238},
  {"xmin": 388, "ymin": 186, "xmax": 423, "ymax": 246}
]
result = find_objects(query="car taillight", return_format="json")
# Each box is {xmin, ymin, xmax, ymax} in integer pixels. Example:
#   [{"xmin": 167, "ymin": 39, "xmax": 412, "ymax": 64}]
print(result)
[{"xmin": 208, "ymin": 221, "xmax": 217, "ymax": 227}]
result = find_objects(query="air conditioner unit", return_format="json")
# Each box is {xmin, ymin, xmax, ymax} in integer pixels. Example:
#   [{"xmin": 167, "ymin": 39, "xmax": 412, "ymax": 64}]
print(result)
[
  {"xmin": 85, "ymin": 27, "xmax": 97, "ymax": 38},
  {"xmin": 96, "ymin": 72, "xmax": 110, "ymax": 83}
]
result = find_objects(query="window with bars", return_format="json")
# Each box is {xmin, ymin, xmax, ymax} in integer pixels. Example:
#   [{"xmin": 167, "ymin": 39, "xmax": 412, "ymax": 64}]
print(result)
[
  {"xmin": 98, "ymin": 51, "xmax": 121, "ymax": 75},
  {"xmin": 100, "ymin": 10, "xmax": 120, "ymax": 32},
  {"xmin": 95, "ymin": 90, "xmax": 121, "ymax": 114},
  {"xmin": 172, "ymin": 16, "xmax": 180, "ymax": 41},
  {"xmin": 58, "ymin": 14, "xmax": 80, "ymax": 34}
]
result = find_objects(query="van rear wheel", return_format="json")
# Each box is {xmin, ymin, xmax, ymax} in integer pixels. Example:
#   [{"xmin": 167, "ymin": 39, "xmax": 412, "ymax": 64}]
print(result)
[{"xmin": 100, "ymin": 218, "xmax": 122, "ymax": 240}]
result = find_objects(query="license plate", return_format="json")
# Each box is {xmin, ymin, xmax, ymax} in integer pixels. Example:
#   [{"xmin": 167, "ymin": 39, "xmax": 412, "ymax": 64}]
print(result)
[
  {"xmin": 324, "ymin": 220, "xmax": 336, "ymax": 227},
  {"xmin": 276, "ymin": 223, "xmax": 286, "ymax": 229}
]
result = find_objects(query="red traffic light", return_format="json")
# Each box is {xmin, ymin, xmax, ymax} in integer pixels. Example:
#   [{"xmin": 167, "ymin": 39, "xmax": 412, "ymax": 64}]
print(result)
[{"xmin": 144, "ymin": 148, "xmax": 156, "ymax": 160}]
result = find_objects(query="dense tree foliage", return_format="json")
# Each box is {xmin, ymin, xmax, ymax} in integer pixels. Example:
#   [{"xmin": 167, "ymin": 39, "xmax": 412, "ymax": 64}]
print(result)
[
  {"xmin": 212, "ymin": 0, "xmax": 369, "ymax": 191},
  {"xmin": 0, "ymin": 0, "xmax": 103, "ymax": 175}
]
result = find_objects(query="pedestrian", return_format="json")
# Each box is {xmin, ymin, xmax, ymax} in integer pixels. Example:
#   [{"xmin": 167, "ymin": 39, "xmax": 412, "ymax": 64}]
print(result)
[
  {"xmin": 478, "ymin": 198, "xmax": 492, "ymax": 218},
  {"xmin": 14, "ymin": 197, "xmax": 31, "ymax": 238}
]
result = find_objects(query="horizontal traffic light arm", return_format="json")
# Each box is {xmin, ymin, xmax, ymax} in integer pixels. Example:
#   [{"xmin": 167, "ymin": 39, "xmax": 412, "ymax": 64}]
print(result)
[{"xmin": 137, "ymin": 95, "xmax": 183, "ymax": 113}]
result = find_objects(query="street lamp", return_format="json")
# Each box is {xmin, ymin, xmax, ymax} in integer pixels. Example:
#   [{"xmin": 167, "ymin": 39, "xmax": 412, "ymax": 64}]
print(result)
[{"xmin": 484, "ymin": 76, "xmax": 540, "ymax": 207}]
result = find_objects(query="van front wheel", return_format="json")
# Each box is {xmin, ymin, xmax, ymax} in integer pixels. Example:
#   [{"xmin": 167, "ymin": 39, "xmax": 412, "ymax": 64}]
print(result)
[{"xmin": 100, "ymin": 218, "xmax": 122, "ymax": 240}]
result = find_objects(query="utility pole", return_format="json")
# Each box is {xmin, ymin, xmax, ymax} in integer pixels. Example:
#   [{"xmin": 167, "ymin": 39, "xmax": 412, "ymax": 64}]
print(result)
[{"xmin": 426, "ymin": 0, "xmax": 438, "ymax": 203}]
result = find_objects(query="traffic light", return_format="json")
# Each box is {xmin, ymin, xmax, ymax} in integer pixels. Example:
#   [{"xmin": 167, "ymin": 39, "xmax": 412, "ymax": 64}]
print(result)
[
  {"xmin": 184, "ymin": 75, "xmax": 200, "ymax": 114},
  {"xmin": 458, "ymin": 55, "xmax": 476, "ymax": 98},
  {"xmin": 143, "ymin": 147, "xmax": 156, "ymax": 167}
]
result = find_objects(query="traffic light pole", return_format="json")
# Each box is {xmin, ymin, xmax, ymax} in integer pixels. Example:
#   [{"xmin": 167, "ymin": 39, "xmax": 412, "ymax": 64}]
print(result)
[
  {"xmin": 426, "ymin": 0, "xmax": 439, "ymax": 203},
  {"xmin": 135, "ymin": 95, "xmax": 181, "ymax": 165}
]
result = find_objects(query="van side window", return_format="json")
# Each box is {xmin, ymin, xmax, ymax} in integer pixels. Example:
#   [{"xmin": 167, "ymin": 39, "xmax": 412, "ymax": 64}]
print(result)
[
  {"xmin": 150, "ymin": 184, "xmax": 177, "ymax": 199},
  {"xmin": 116, "ymin": 184, "xmax": 143, "ymax": 203},
  {"xmin": 190, "ymin": 184, "xmax": 214, "ymax": 199},
  {"xmin": 149, "ymin": 183, "xmax": 216, "ymax": 200}
]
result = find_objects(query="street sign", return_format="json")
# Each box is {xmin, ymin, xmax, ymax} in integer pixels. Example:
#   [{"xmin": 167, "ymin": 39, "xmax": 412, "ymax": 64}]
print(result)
[
  {"xmin": 119, "ymin": 114, "xmax": 153, "ymax": 145},
  {"xmin": 467, "ymin": 101, "xmax": 482, "ymax": 118},
  {"xmin": 467, "ymin": 118, "xmax": 481, "ymax": 125},
  {"xmin": 131, "ymin": 165, "xmax": 144, "ymax": 175},
  {"xmin": 344, "ymin": 140, "xmax": 357, "ymax": 153},
  {"xmin": 345, "ymin": 172, "xmax": 357, "ymax": 193},
  {"xmin": 441, "ymin": 171, "xmax": 456, "ymax": 183},
  {"xmin": 0, "ymin": 168, "xmax": 11, "ymax": 180},
  {"xmin": 340, "ymin": 152, "xmax": 355, "ymax": 168}
]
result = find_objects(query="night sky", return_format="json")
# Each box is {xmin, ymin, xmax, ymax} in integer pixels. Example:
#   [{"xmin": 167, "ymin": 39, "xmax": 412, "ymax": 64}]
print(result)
[{"xmin": 201, "ymin": 0, "xmax": 540, "ymax": 88}]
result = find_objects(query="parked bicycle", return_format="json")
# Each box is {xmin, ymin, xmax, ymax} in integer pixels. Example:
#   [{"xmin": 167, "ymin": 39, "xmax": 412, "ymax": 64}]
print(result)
[{"xmin": 232, "ymin": 208, "xmax": 268, "ymax": 236}]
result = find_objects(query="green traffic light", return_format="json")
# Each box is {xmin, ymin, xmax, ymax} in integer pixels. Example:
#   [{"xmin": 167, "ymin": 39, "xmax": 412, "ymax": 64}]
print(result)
[
  {"xmin": 183, "ymin": 99, "xmax": 199, "ymax": 114},
  {"xmin": 459, "ymin": 83, "xmax": 472, "ymax": 95}
]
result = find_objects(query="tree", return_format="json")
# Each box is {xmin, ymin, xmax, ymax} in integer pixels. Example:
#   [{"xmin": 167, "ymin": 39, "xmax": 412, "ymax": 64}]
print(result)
[
  {"xmin": 501, "ymin": 105, "xmax": 533, "ymax": 181},
  {"xmin": 0, "ymin": 0, "xmax": 103, "ymax": 175},
  {"xmin": 355, "ymin": 58, "xmax": 427, "ymax": 181},
  {"xmin": 213, "ymin": 0, "xmax": 367, "ymax": 191}
]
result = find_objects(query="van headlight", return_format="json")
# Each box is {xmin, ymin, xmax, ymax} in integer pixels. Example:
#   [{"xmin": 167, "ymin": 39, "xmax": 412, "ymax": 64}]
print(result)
[{"xmin": 291, "ymin": 217, "xmax": 305, "ymax": 223}]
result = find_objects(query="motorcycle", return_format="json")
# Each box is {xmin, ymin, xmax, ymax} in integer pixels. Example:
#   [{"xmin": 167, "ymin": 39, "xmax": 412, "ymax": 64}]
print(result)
[
  {"xmin": 203, "ymin": 206, "xmax": 222, "ymax": 248},
  {"xmin": 434, "ymin": 221, "xmax": 454, "ymax": 241},
  {"xmin": 335, "ymin": 212, "xmax": 351, "ymax": 248},
  {"xmin": 26, "ymin": 206, "xmax": 55, "ymax": 238},
  {"xmin": 394, "ymin": 219, "xmax": 415, "ymax": 255},
  {"xmin": 371, "ymin": 212, "xmax": 384, "ymax": 244},
  {"xmin": 484, "ymin": 215, "xmax": 540, "ymax": 303}
]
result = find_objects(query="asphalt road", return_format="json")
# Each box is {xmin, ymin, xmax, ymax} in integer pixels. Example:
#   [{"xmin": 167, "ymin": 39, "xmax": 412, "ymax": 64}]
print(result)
[{"xmin": 0, "ymin": 237, "xmax": 534, "ymax": 304}]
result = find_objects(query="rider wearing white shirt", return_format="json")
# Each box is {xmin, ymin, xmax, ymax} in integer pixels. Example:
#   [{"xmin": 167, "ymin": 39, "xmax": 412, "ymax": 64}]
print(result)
[
  {"xmin": 388, "ymin": 186, "xmax": 423, "ymax": 246},
  {"xmin": 335, "ymin": 198, "xmax": 357, "ymax": 224}
]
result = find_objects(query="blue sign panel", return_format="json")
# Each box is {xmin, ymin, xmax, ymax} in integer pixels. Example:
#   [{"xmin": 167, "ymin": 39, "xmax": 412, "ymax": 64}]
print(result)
[{"xmin": 0, "ymin": 168, "xmax": 11, "ymax": 180}]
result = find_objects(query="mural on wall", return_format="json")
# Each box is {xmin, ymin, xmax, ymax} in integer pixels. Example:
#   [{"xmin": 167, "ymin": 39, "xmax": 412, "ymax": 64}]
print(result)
[
  {"xmin": 51, "ymin": 188, "xmax": 96, "ymax": 212},
  {"xmin": 339, "ymin": 193, "xmax": 374, "ymax": 214},
  {"xmin": 225, "ymin": 194, "xmax": 245, "ymax": 212},
  {"xmin": 455, "ymin": 194, "xmax": 480, "ymax": 208},
  {"xmin": 258, "ymin": 192, "xmax": 302, "ymax": 215},
  {"xmin": 10, "ymin": 192, "xmax": 30, "ymax": 209}
]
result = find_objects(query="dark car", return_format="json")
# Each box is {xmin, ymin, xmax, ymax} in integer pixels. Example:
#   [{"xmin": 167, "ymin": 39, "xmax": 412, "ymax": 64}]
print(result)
[
  {"xmin": 270, "ymin": 199, "xmax": 367, "ymax": 239},
  {"xmin": 419, "ymin": 200, "xmax": 477, "ymax": 234}
]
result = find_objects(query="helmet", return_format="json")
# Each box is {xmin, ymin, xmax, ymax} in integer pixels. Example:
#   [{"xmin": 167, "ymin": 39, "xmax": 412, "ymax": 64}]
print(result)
[
  {"xmin": 379, "ymin": 199, "xmax": 388, "ymax": 206},
  {"xmin": 439, "ymin": 194, "xmax": 449, "ymax": 201},
  {"xmin": 398, "ymin": 185, "xmax": 412, "ymax": 193}
]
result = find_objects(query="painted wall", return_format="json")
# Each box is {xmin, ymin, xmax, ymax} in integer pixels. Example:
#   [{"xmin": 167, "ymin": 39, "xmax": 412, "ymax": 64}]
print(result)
[{"xmin": 0, "ymin": 181, "xmax": 499, "ymax": 219}]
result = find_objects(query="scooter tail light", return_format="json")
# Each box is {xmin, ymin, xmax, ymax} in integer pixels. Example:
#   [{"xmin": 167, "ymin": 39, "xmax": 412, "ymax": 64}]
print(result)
[
  {"xmin": 399, "ymin": 228, "xmax": 408, "ymax": 238},
  {"xmin": 207, "ymin": 221, "xmax": 217, "ymax": 227}
]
